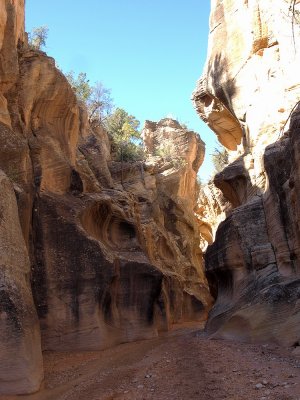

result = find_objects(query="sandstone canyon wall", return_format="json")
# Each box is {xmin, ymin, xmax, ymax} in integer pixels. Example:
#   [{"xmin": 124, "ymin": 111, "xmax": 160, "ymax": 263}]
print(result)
[
  {"xmin": 193, "ymin": 0, "xmax": 300, "ymax": 345},
  {"xmin": 0, "ymin": 1, "xmax": 212, "ymax": 394},
  {"xmin": 0, "ymin": 0, "xmax": 43, "ymax": 394}
]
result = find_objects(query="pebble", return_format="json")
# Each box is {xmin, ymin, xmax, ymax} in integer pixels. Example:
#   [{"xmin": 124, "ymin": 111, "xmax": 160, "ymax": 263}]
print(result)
[
  {"xmin": 137, "ymin": 385, "xmax": 144, "ymax": 389},
  {"xmin": 292, "ymin": 347, "xmax": 300, "ymax": 356},
  {"xmin": 255, "ymin": 383, "xmax": 264, "ymax": 389},
  {"xmin": 262, "ymin": 379, "xmax": 268, "ymax": 385},
  {"xmin": 145, "ymin": 374, "xmax": 151, "ymax": 378}
]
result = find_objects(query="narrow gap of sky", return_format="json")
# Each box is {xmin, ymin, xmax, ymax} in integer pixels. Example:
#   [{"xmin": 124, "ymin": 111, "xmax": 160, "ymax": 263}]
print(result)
[{"xmin": 25, "ymin": 0, "xmax": 216, "ymax": 181}]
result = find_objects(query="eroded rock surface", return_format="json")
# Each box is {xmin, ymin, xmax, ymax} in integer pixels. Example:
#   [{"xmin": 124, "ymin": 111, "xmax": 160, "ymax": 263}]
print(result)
[
  {"xmin": 0, "ymin": 171, "xmax": 43, "ymax": 394},
  {"xmin": 196, "ymin": 182, "xmax": 228, "ymax": 253},
  {"xmin": 194, "ymin": 0, "xmax": 300, "ymax": 345},
  {"xmin": 0, "ymin": 1, "xmax": 212, "ymax": 394},
  {"xmin": 0, "ymin": 1, "xmax": 43, "ymax": 394}
]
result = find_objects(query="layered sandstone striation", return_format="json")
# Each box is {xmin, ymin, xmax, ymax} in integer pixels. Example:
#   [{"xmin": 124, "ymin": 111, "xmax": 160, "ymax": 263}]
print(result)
[
  {"xmin": 0, "ymin": 0, "xmax": 43, "ymax": 394},
  {"xmin": 193, "ymin": 0, "xmax": 300, "ymax": 345},
  {"xmin": 0, "ymin": 171, "xmax": 43, "ymax": 394},
  {"xmin": 0, "ymin": 1, "xmax": 212, "ymax": 394}
]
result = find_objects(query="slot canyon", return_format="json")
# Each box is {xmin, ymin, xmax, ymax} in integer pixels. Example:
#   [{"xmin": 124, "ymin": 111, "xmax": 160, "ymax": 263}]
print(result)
[{"xmin": 0, "ymin": 0, "xmax": 299, "ymax": 399}]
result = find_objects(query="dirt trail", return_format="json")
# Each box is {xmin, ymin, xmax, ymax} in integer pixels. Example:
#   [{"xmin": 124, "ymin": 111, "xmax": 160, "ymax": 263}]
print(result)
[{"xmin": 1, "ymin": 324, "xmax": 299, "ymax": 400}]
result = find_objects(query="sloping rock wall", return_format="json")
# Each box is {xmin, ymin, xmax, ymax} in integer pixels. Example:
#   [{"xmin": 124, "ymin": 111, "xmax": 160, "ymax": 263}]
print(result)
[
  {"xmin": 0, "ymin": 1, "xmax": 212, "ymax": 394},
  {"xmin": 0, "ymin": 171, "xmax": 43, "ymax": 394},
  {"xmin": 193, "ymin": 0, "xmax": 300, "ymax": 345},
  {"xmin": 0, "ymin": 1, "xmax": 43, "ymax": 394}
]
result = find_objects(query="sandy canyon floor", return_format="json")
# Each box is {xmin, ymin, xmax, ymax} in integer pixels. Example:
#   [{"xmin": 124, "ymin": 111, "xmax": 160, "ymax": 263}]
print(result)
[{"xmin": 1, "ymin": 324, "xmax": 299, "ymax": 400}]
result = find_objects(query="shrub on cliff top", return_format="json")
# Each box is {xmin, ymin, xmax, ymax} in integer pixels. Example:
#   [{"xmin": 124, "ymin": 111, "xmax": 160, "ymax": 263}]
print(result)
[
  {"xmin": 155, "ymin": 141, "xmax": 187, "ymax": 169},
  {"xmin": 65, "ymin": 73, "xmax": 143, "ymax": 165},
  {"xmin": 65, "ymin": 71, "xmax": 113, "ymax": 126},
  {"xmin": 105, "ymin": 108, "xmax": 143, "ymax": 162},
  {"xmin": 65, "ymin": 71, "xmax": 92, "ymax": 102},
  {"xmin": 28, "ymin": 26, "xmax": 48, "ymax": 50}
]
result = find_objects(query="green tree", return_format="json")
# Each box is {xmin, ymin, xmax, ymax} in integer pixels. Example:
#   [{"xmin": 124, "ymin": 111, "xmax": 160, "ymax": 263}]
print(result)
[
  {"xmin": 105, "ymin": 108, "xmax": 141, "ymax": 147},
  {"xmin": 88, "ymin": 82, "xmax": 113, "ymax": 124},
  {"xmin": 105, "ymin": 108, "xmax": 143, "ymax": 183},
  {"xmin": 65, "ymin": 71, "xmax": 92, "ymax": 102},
  {"xmin": 28, "ymin": 26, "xmax": 48, "ymax": 50},
  {"xmin": 65, "ymin": 72, "xmax": 113, "ymax": 125}
]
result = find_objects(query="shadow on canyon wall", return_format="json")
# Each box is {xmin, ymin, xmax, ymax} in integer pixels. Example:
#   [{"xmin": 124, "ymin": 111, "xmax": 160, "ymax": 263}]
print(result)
[{"xmin": 204, "ymin": 103, "xmax": 300, "ymax": 345}]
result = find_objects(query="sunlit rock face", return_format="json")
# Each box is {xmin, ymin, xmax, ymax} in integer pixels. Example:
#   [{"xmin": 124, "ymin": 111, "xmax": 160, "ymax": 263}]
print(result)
[
  {"xmin": 193, "ymin": 0, "xmax": 300, "ymax": 156},
  {"xmin": 0, "ymin": 2, "xmax": 212, "ymax": 393},
  {"xmin": 31, "ymin": 112, "xmax": 212, "ymax": 354},
  {"xmin": 193, "ymin": 0, "xmax": 300, "ymax": 345},
  {"xmin": 196, "ymin": 183, "xmax": 229, "ymax": 253},
  {"xmin": 139, "ymin": 119, "xmax": 213, "ymax": 316},
  {"xmin": 0, "ymin": 0, "xmax": 25, "ymax": 126}
]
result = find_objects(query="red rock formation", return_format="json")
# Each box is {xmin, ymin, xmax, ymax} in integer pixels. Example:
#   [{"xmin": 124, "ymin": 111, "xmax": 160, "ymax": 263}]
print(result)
[
  {"xmin": 0, "ymin": 171, "xmax": 43, "ymax": 394},
  {"xmin": 0, "ymin": 0, "xmax": 43, "ymax": 394},
  {"xmin": 0, "ymin": 2, "xmax": 212, "ymax": 394},
  {"xmin": 193, "ymin": 0, "xmax": 300, "ymax": 346}
]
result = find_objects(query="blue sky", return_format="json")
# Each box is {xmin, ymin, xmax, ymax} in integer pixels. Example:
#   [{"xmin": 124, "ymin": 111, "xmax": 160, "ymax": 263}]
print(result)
[{"xmin": 25, "ymin": 0, "xmax": 216, "ymax": 181}]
